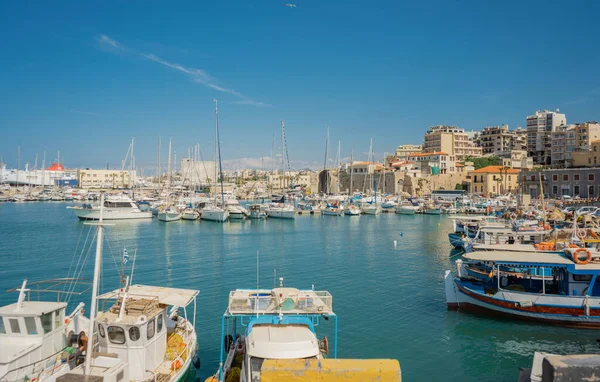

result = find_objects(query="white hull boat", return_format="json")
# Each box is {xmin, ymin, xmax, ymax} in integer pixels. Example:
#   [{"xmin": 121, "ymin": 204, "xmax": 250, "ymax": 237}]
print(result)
[
  {"xmin": 72, "ymin": 195, "xmax": 152, "ymax": 220},
  {"xmin": 266, "ymin": 205, "xmax": 296, "ymax": 219},
  {"xmin": 181, "ymin": 208, "xmax": 200, "ymax": 220},
  {"xmin": 361, "ymin": 204, "xmax": 381, "ymax": 215},
  {"xmin": 344, "ymin": 205, "xmax": 361, "ymax": 216},
  {"xmin": 157, "ymin": 210, "xmax": 182, "ymax": 222},
  {"xmin": 201, "ymin": 206, "xmax": 229, "ymax": 222},
  {"xmin": 396, "ymin": 206, "xmax": 418, "ymax": 215}
]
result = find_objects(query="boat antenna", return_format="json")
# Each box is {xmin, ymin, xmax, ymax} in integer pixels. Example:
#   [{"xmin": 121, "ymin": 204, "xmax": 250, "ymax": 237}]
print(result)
[
  {"xmin": 15, "ymin": 279, "xmax": 29, "ymax": 311},
  {"xmin": 273, "ymin": 268, "xmax": 276, "ymax": 289},
  {"xmin": 85, "ymin": 192, "xmax": 105, "ymax": 375},
  {"xmin": 215, "ymin": 99, "xmax": 225, "ymax": 204}
]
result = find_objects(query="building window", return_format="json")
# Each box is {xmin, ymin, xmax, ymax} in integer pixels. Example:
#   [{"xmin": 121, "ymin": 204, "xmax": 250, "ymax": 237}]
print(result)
[
  {"xmin": 552, "ymin": 186, "xmax": 558, "ymax": 196},
  {"xmin": 575, "ymin": 174, "xmax": 580, "ymax": 181},
  {"xmin": 590, "ymin": 185, "xmax": 595, "ymax": 197},
  {"xmin": 531, "ymin": 175, "xmax": 535, "ymax": 181},
  {"xmin": 575, "ymin": 185, "xmax": 580, "ymax": 195},
  {"xmin": 553, "ymin": 175, "xmax": 558, "ymax": 181},
  {"xmin": 590, "ymin": 174, "xmax": 595, "ymax": 181},
  {"xmin": 563, "ymin": 174, "xmax": 569, "ymax": 181},
  {"xmin": 107, "ymin": 326, "xmax": 126, "ymax": 344}
]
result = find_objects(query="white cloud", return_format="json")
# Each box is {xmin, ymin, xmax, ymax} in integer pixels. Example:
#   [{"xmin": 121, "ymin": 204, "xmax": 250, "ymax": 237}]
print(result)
[{"xmin": 96, "ymin": 34, "xmax": 267, "ymax": 106}]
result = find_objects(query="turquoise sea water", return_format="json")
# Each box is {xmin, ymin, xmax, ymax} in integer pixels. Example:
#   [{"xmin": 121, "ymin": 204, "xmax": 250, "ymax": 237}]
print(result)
[{"xmin": 1, "ymin": 202, "xmax": 599, "ymax": 381}]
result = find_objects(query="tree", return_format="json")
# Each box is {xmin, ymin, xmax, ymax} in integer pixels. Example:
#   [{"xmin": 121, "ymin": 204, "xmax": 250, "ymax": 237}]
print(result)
[{"xmin": 465, "ymin": 156, "xmax": 501, "ymax": 170}]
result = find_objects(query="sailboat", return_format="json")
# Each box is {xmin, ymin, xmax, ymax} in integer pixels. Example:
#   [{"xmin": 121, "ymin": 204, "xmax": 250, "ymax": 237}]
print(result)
[
  {"xmin": 158, "ymin": 137, "xmax": 182, "ymax": 222},
  {"xmin": 57, "ymin": 194, "xmax": 201, "ymax": 382},
  {"xmin": 265, "ymin": 121, "xmax": 296, "ymax": 219},
  {"xmin": 361, "ymin": 139, "xmax": 381, "ymax": 215},
  {"xmin": 344, "ymin": 150, "xmax": 361, "ymax": 216},
  {"xmin": 201, "ymin": 99, "xmax": 229, "ymax": 222}
]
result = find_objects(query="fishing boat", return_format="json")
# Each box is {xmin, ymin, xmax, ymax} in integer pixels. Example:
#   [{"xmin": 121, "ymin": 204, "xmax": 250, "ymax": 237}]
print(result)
[
  {"xmin": 72, "ymin": 194, "xmax": 152, "ymax": 220},
  {"xmin": 0, "ymin": 279, "xmax": 91, "ymax": 382},
  {"xmin": 57, "ymin": 194, "xmax": 201, "ymax": 382},
  {"xmin": 322, "ymin": 201, "xmax": 344, "ymax": 216},
  {"xmin": 248, "ymin": 204, "xmax": 267, "ymax": 219},
  {"xmin": 207, "ymin": 279, "xmax": 336, "ymax": 382},
  {"xmin": 444, "ymin": 249, "xmax": 600, "ymax": 328}
]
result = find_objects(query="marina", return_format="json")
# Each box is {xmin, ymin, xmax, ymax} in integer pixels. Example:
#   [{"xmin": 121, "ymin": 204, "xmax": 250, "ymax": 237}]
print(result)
[{"xmin": 2, "ymin": 201, "xmax": 600, "ymax": 381}]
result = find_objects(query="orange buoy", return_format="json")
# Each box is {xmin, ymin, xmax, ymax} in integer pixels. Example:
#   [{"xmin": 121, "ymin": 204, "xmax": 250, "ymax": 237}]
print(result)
[{"xmin": 172, "ymin": 360, "xmax": 182, "ymax": 370}]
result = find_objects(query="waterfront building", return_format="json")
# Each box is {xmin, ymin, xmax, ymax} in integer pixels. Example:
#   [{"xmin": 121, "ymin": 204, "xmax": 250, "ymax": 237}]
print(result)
[
  {"xmin": 500, "ymin": 150, "xmax": 533, "ymax": 170},
  {"xmin": 394, "ymin": 144, "xmax": 423, "ymax": 160},
  {"xmin": 526, "ymin": 109, "xmax": 567, "ymax": 165},
  {"xmin": 550, "ymin": 124, "xmax": 576, "ymax": 168},
  {"xmin": 77, "ymin": 169, "xmax": 136, "ymax": 189},
  {"xmin": 267, "ymin": 170, "xmax": 312, "ymax": 190},
  {"xmin": 521, "ymin": 167, "xmax": 600, "ymax": 198},
  {"xmin": 469, "ymin": 165, "xmax": 520, "ymax": 195},
  {"xmin": 575, "ymin": 122, "xmax": 600, "ymax": 151},
  {"xmin": 406, "ymin": 152, "xmax": 456, "ymax": 175},
  {"xmin": 423, "ymin": 125, "xmax": 482, "ymax": 161},
  {"xmin": 474, "ymin": 125, "xmax": 527, "ymax": 156}
]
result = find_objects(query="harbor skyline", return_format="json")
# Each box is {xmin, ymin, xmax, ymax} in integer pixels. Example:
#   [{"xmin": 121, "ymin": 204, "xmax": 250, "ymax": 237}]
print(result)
[{"xmin": 2, "ymin": 1, "xmax": 600, "ymax": 169}]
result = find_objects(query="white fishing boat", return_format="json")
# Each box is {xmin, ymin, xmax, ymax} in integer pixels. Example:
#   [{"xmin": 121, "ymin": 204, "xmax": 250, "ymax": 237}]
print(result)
[
  {"xmin": 72, "ymin": 195, "xmax": 152, "ymax": 220},
  {"xmin": 58, "ymin": 194, "xmax": 201, "ymax": 382},
  {"xmin": 201, "ymin": 205, "xmax": 230, "ymax": 222},
  {"xmin": 265, "ymin": 203, "xmax": 296, "ymax": 219},
  {"xmin": 0, "ymin": 279, "xmax": 91, "ymax": 382},
  {"xmin": 361, "ymin": 203, "xmax": 381, "ymax": 215}
]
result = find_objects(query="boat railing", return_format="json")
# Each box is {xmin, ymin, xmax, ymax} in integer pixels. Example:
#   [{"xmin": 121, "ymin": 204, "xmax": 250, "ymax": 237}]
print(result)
[
  {"xmin": 6, "ymin": 278, "xmax": 92, "ymax": 303},
  {"xmin": 227, "ymin": 289, "xmax": 333, "ymax": 315}
]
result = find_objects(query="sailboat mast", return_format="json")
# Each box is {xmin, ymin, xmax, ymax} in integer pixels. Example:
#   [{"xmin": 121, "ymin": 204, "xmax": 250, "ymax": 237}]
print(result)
[
  {"xmin": 281, "ymin": 121, "xmax": 285, "ymax": 191},
  {"xmin": 349, "ymin": 149, "xmax": 354, "ymax": 197},
  {"xmin": 323, "ymin": 128, "xmax": 329, "ymax": 195},
  {"xmin": 156, "ymin": 136, "xmax": 161, "ymax": 188},
  {"xmin": 167, "ymin": 137, "xmax": 172, "ymax": 193},
  {"xmin": 85, "ymin": 193, "xmax": 105, "ymax": 375},
  {"xmin": 215, "ymin": 99, "xmax": 225, "ymax": 203},
  {"xmin": 214, "ymin": 100, "xmax": 218, "ymax": 203},
  {"xmin": 16, "ymin": 146, "xmax": 20, "ymax": 192}
]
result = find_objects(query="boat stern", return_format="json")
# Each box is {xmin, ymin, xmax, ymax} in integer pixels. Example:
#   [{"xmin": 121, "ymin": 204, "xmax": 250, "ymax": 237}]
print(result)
[{"xmin": 444, "ymin": 270, "xmax": 459, "ymax": 310}]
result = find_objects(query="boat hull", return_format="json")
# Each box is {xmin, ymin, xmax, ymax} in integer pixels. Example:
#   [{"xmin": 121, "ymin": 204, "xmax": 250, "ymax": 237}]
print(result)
[
  {"xmin": 424, "ymin": 208, "xmax": 441, "ymax": 215},
  {"xmin": 448, "ymin": 233, "xmax": 471, "ymax": 251},
  {"xmin": 181, "ymin": 212, "xmax": 200, "ymax": 220},
  {"xmin": 361, "ymin": 206, "xmax": 381, "ymax": 215},
  {"xmin": 266, "ymin": 210, "xmax": 296, "ymax": 219},
  {"xmin": 444, "ymin": 271, "xmax": 600, "ymax": 328},
  {"xmin": 74, "ymin": 208, "xmax": 152, "ymax": 220},
  {"xmin": 157, "ymin": 212, "xmax": 182, "ymax": 222},
  {"xmin": 322, "ymin": 209, "xmax": 344, "ymax": 216},
  {"xmin": 395, "ymin": 207, "xmax": 416, "ymax": 215},
  {"xmin": 201, "ymin": 210, "xmax": 229, "ymax": 222},
  {"xmin": 228, "ymin": 212, "xmax": 246, "ymax": 220}
]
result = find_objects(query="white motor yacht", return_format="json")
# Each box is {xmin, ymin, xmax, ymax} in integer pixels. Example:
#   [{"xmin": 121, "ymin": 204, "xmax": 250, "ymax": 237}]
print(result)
[
  {"xmin": 265, "ymin": 203, "xmax": 296, "ymax": 219},
  {"xmin": 157, "ymin": 206, "xmax": 182, "ymax": 222},
  {"xmin": 361, "ymin": 203, "xmax": 381, "ymax": 215},
  {"xmin": 72, "ymin": 195, "xmax": 152, "ymax": 220},
  {"xmin": 224, "ymin": 199, "xmax": 248, "ymax": 220}
]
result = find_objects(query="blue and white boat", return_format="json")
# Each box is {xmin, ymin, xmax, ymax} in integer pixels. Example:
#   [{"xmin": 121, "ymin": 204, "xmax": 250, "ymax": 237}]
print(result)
[{"xmin": 212, "ymin": 280, "xmax": 336, "ymax": 382}]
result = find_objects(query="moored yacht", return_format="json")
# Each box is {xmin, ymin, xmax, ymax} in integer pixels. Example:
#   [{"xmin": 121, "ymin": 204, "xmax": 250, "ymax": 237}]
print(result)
[
  {"xmin": 201, "ymin": 204, "xmax": 229, "ymax": 222},
  {"xmin": 224, "ymin": 199, "xmax": 248, "ymax": 220},
  {"xmin": 157, "ymin": 206, "xmax": 182, "ymax": 222},
  {"xmin": 72, "ymin": 195, "xmax": 152, "ymax": 220},
  {"xmin": 265, "ymin": 203, "xmax": 296, "ymax": 219}
]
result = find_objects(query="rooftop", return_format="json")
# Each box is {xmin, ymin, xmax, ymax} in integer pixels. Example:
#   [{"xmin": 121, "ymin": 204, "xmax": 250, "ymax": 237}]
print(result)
[
  {"xmin": 407, "ymin": 152, "xmax": 448, "ymax": 157},
  {"xmin": 472, "ymin": 166, "xmax": 520, "ymax": 174}
]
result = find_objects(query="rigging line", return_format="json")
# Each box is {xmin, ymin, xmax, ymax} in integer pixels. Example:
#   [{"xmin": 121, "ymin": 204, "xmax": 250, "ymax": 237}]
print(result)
[
  {"xmin": 64, "ymin": 224, "xmax": 94, "ymax": 300},
  {"xmin": 103, "ymin": 230, "xmax": 124, "ymax": 278},
  {"xmin": 65, "ymin": 229, "xmax": 97, "ymax": 305},
  {"xmin": 62, "ymin": 222, "xmax": 87, "ymax": 294}
]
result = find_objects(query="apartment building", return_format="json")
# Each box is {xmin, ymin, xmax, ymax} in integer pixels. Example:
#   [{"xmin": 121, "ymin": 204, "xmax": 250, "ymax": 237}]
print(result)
[
  {"xmin": 572, "ymin": 140, "xmax": 600, "ymax": 167},
  {"xmin": 575, "ymin": 122, "xmax": 600, "ymax": 151},
  {"xmin": 550, "ymin": 124, "xmax": 576, "ymax": 168},
  {"xmin": 407, "ymin": 152, "xmax": 456, "ymax": 175},
  {"xmin": 77, "ymin": 169, "xmax": 136, "ymax": 189},
  {"xmin": 526, "ymin": 109, "xmax": 567, "ymax": 165},
  {"xmin": 423, "ymin": 125, "xmax": 482, "ymax": 161},
  {"xmin": 470, "ymin": 166, "xmax": 520, "ymax": 195},
  {"xmin": 395, "ymin": 144, "xmax": 423, "ymax": 160},
  {"xmin": 475, "ymin": 125, "xmax": 527, "ymax": 155}
]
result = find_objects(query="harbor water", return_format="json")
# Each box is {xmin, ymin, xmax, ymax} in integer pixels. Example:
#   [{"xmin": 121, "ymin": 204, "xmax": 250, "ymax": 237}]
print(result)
[{"xmin": 1, "ymin": 203, "xmax": 598, "ymax": 381}]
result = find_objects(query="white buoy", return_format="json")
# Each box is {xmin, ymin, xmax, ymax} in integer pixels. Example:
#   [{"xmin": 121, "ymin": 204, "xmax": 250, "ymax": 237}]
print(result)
[{"xmin": 394, "ymin": 240, "xmax": 397, "ymax": 247}]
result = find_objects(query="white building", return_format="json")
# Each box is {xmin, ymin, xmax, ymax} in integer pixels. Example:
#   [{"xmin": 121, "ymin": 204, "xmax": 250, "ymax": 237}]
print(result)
[
  {"xmin": 526, "ymin": 109, "xmax": 567, "ymax": 165},
  {"xmin": 406, "ymin": 152, "xmax": 456, "ymax": 175},
  {"xmin": 77, "ymin": 169, "xmax": 136, "ymax": 189}
]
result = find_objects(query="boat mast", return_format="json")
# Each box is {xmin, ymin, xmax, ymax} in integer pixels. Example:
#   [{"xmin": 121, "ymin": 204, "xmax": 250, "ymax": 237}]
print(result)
[
  {"xmin": 323, "ymin": 127, "xmax": 329, "ymax": 195},
  {"xmin": 84, "ymin": 193, "xmax": 105, "ymax": 375},
  {"xmin": 281, "ymin": 120, "xmax": 285, "ymax": 193},
  {"xmin": 337, "ymin": 141, "xmax": 341, "ymax": 194},
  {"xmin": 215, "ymin": 99, "xmax": 225, "ymax": 204},
  {"xmin": 166, "ymin": 137, "xmax": 172, "ymax": 204},
  {"xmin": 42, "ymin": 152, "xmax": 46, "ymax": 188},
  {"xmin": 156, "ymin": 136, "xmax": 161, "ymax": 189},
  {"xmin": 16, "ymin": 146, "xmax": 20, "ymax": 192},
  {"xmin": 349, "ymin": 149, "xmax": 354, "ymax": 198}
]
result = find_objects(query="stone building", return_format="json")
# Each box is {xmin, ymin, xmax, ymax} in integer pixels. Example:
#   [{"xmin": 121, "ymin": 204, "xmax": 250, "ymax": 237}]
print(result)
[{"xmin": 521, "ymin": 168, "xmax": 600, "ymax": 198}]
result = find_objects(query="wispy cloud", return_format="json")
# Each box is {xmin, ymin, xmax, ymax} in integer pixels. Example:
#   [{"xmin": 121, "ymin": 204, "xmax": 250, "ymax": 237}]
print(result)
[
  {"xmin": 96, "ymin": 34, "xmax": 268, "ymax": 107},
  {"xmin": 69, "ymin": 109, "xmax": 103, "ymax": 117}
]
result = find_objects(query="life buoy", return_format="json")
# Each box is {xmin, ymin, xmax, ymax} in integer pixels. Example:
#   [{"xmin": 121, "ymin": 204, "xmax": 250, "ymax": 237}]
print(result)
[
  {"xmin": 573, "ymin": 248, "xmax": 592, "ymax": 265},
  {"xmin": 544, "ymin": 224, "xmax": 551, "ymax": 231},
  {"xmin": 577, "ymin": 230, "xmax": 587, "ymax": 240}
]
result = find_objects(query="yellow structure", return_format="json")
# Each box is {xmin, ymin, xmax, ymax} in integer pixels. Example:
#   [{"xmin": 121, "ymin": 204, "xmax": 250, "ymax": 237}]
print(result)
[
  {"xmin": 260, "ymin": 359, "xmax": 401, "ymax": 382},
  {"xmin": 77, "ymin": 169, "xmax": 136, "ymax": 189},
  {"xmin": 423, "ymin": 125, "xmax": 482, "ymax": 161},
  {"xmin": 572, "ymin": 140, "xmax": 600, "ymax": 167},
  {"xmin": 470, "ymin": 165, "xmax": 520, "ymax": 195}
]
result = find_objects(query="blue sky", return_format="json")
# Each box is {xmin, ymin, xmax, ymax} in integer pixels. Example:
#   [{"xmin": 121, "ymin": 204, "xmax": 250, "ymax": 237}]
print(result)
[{"xmin": 1, "ymin": 0, "xmax": 599, "ymax": 171}]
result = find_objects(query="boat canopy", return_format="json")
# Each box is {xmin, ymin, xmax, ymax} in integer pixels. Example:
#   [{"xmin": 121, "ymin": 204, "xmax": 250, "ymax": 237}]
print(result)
[
  {"xmin": 246, "ymin": 324, "xmax": 320, "ymax": 359},
  {"xmin": 227, "ymin": 288, "xmax": 333, "ymax": 316},
  {"xmin": 96, "ymin": 284, "xmax": 199, "ymax": 307},
  {"xmin": 464, "ymin": 251, "xmax": 600, "ymax": 273}
]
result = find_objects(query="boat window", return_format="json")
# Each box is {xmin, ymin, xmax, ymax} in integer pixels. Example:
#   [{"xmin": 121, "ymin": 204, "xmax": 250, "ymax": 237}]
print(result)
[
  {"xmin": 157, "ymin": 314, "xmax": 163, "ymax": 333},
  {"xmin": 107, "ymin": 326, "xmax": 126, "ymax": 344},
  {"xmin": 54, "ymin": 309, "xmax": 63, "ymax": 329},
  {"xmin": 41, "ymin": 313, "xmax": 53, "ymax": 333},
  {"xmin": 573, "ymin": 274, "xmax": 593, "ymax": 282},
  {"xmin": 250, "ymin": 357, "xmax": 265, "ymax": 382},
  {"xmin": 147, "ymin": 319, "xmax": 155, "ymax": 340},
  {"xmin": 9, "ymin": 318, "xmax": 21, "ymax": 334},
  {"xmin": 98, "ymin": 324, "xmax": 105, "ymax": 337},
  {"xmin": 25, "ymin": 317, "xmax": 38, "ymax": 335},
  {"xmin": 129, "ymin": 326, "xmax": 140, "ymax": 341},
  {"xmin": 0, "ymin": 317, "xmax": 5, "ymax": 334}
]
